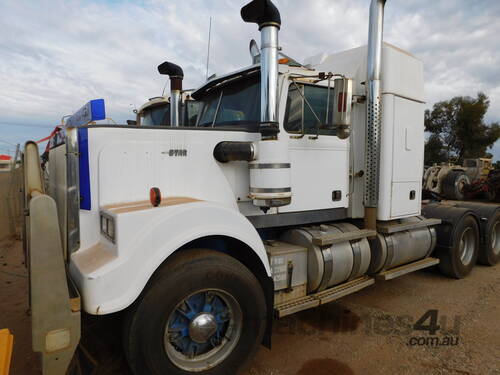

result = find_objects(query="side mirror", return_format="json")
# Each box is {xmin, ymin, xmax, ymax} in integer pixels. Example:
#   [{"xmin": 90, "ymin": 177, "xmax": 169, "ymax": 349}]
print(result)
[
  {"xmin": 333, "ymin": 78, "xmax": 353, "ymax": 139},
  {"xmin": 249, "ymin": 39, "xmax": 261, "ymax": 64}
]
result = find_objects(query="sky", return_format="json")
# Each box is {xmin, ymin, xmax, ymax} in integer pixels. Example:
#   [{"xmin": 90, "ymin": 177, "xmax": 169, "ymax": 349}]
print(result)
[{"xmin": 1, "ymin": 0, "xmax": 499, "ymax": 158}]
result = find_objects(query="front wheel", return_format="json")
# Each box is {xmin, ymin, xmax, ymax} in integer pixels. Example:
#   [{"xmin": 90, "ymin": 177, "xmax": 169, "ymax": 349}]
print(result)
[{"xmin": 124, "ymin": 249, "xmax": 267, "ymax": 375}]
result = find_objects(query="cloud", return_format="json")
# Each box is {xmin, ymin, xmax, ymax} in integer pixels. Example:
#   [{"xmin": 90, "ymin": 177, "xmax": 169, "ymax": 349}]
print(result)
[{"xmin": 0, "ymin": 0, "xmax": 499, "ymax": 156}]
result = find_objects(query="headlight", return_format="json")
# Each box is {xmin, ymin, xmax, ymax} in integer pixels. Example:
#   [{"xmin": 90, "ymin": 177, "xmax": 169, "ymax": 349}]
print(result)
[{"xmin": 100, "ymin": 213, "xmax": 115, "ymax": 243}]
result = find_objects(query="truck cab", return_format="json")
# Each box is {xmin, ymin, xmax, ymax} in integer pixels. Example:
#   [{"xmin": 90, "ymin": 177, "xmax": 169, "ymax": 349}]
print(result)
[{"xmin": 22, "ymin": 1, "xmax": 499, "ymax": 374}]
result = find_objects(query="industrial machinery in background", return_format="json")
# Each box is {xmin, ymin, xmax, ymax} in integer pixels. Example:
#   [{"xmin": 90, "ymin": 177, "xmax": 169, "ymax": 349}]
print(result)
[
  {"xmin": 19, "ymin": 0, "xmax": 500, "ymax": 374},
  {"xmin": 423, "ymin": 158, "xmax": 500, "ymax": 201}
]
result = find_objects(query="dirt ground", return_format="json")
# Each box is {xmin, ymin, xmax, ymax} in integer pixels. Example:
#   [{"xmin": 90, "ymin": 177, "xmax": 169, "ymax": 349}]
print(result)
[{"xmin": 1, "ymin": 236, "xmax": 499, "ymax": 375}]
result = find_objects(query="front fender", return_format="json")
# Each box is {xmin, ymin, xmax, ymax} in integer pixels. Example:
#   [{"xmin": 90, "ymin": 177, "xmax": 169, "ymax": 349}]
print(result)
[{"xmin": 70, "ymin": 201, "xmax": 270, "ymax": 315}]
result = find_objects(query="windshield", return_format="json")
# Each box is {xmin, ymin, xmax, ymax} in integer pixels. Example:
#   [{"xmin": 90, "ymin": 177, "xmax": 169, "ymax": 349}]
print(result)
[{"xmin": 197, "ymin": 75, "xmax": 260, "ymax": 127}]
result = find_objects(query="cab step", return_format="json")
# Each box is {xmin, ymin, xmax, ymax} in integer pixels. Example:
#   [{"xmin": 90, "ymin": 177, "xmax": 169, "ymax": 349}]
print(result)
[
  {"xmin": 375, "ymin": 257, "xmax": 440, "ymax": 281},
  {"xmin": 275, "ymin": 276, "xmax": 375, "ymax": 318}
]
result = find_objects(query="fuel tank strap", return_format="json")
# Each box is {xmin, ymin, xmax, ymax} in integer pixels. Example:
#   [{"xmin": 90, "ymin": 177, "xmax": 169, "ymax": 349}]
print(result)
[{"xmin": 377, "ymin": 218, "xmax": 441, "ymax": 234}]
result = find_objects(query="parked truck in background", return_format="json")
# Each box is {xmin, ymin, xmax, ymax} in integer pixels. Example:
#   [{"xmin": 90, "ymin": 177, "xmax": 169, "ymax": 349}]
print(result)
[
  {"xmin": 135, "ymin": 91, "xmax": 199, "ymax": 127},
  {"xmin": 21, "ymin": 0, "xmax": 500, "ymax": 374}
]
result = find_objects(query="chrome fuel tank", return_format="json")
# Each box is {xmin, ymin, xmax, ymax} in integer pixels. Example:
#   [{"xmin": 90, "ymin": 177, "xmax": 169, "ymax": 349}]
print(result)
[
  {"xmin": 281, "ymin": 223, "xmax": 371, "ymax": 293},
  {"xmin": 368, "ymin": 216, "xmax": 437, "ymax": 273}
]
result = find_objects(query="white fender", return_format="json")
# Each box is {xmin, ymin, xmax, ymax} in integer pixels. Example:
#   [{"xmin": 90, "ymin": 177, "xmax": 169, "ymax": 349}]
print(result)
[{"xmin": 70, "ymin": 201, "xmax": 271, "ymax": 315}]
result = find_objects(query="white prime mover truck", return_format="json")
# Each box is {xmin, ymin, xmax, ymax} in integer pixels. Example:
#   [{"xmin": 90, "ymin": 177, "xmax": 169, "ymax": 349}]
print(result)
[{"xmin": 21, "ymin": 0, "xmax": 500, "ymax": 374}]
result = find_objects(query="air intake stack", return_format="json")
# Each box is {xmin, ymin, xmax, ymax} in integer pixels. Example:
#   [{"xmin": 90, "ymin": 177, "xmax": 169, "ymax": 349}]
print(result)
[
  {"xmin": 241, "ymin": 0, "xmax": 292, "ymax": 209},
  {"xmin": 364, "ymin": 0, "xmax": 386, "ymax": 230},
  {"xmin": 158, "ymin": 61, "xmax": 184, "ymax": 127}
]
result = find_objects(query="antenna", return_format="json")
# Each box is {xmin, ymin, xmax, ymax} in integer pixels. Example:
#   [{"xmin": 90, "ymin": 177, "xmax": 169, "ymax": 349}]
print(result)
[
  {"xmin": 161, "ymin": 80, "xmax": 169, "ymax": 96},
  {"xmin": 206, "ymin": 17, "xmax": 212, "ymax": 80}
]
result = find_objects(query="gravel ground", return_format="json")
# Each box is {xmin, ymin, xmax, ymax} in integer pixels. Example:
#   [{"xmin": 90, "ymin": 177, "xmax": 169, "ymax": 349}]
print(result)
[{"xmin": 1, "ymin": 236, "xmax": 499, "ymax": 375}]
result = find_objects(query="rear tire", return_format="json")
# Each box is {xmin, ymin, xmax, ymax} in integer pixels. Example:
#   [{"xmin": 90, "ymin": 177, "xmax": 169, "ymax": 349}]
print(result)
[
  {"xmin": 479, "ymin": 211, "xmax": 500, "ymax": 266},
  {"xmin": 437, "ymin": 215, "xmax": 479, "ymax": 278},
  {"xmin": 123, "ymin": 249, "xmax": 266, "ymax": 375}
]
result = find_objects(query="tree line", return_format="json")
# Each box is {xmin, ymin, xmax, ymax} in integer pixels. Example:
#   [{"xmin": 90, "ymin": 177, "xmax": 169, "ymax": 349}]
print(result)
[{"xmin": 424, "ymin": 92, "xmax": 499, "ymax": 166}]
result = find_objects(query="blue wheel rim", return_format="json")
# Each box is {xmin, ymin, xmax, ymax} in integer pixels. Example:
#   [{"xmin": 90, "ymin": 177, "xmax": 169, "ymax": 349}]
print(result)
[{"xmin": 164, "ymin": 289, "xmax": 242, "ymax": 371}]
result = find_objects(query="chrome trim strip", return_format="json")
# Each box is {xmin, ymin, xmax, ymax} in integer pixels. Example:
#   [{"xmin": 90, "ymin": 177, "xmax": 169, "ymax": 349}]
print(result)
[
  {"xmin": 66, "ymin": 128, "xmax": 80, "ymax": 257},
  {"xmin": 250, "ymin": 187, "xmax": 291, "ymax": 193},
  {"xmin": 349, "ymin": 240, "xmax": 362, "ymax": 281},
  {"xmin": 249, "ymin": 163, "xmax": 290, "ymax": 169},
  {"xmin": 385, "ymin": 234, "xmax": 395, "ymax": 271},
  {"xmin": 319, "ymin": 246, "xmax": 333, "ymax": 292},
  {"xmin": 381, "ymin": 92, "xmax": 426, "ymax": 104}
]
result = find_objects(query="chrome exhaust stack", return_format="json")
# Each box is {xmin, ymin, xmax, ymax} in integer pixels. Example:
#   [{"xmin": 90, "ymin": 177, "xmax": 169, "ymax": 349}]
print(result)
[
  {"xmin": 241, "ymin": 0, "xmax": 281, "ymax": 135},
  {"xmin": 241, "ymin": 0, "xmax": 291, "ymax": 209},
  {"xmin": 158, "ymin": 61, "xmax": 184, "ymax": 127},
  {"xmin": 364, "ymin": 0, "xmax": 386, "ymax": 230}
]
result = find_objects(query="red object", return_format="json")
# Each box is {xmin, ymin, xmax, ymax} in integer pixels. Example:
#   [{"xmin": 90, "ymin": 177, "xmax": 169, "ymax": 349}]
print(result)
[
  {"xmin": 36, "ymin": 126, "xmax": 62, "ymax": 156},
  {"xmin": 150, "ymin": 187, "xmax": 162, "ymax": 207},
  {"xmin": 0, "ymin": 154, "xmax": 11, "ymax": 160},
  {"xmin": 338, "ymin": 92, "xmax": 347, "ymax": 112},
  {"xmin": 37, "ymin": 126, "xmax": 61, "ymax": 144},
  {"xmin": 36, "ymin": 133, "xmax": 55, "ymax": 143}
]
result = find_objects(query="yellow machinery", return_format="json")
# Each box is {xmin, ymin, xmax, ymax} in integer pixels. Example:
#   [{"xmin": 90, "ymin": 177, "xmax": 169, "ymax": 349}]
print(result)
[{"xmin": 0, "ymin": 329, "xmax": 13, "ymax": 375}]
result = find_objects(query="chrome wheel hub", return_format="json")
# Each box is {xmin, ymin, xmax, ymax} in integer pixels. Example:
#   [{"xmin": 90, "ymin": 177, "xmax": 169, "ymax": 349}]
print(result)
[
  {"xmin": 459, "ymin": 227, "xmax": 475, "ymax": 266},
  {"xmin": 189, "ymin": 313, "xmax": 218, "ymax": 344},
  {"xmin": 164, "ymin": 289, "xmax": 242, "ymax": 372},
  {"xmin": 492, "ymin": 221, "xmax": 500, "ymax": 256}
]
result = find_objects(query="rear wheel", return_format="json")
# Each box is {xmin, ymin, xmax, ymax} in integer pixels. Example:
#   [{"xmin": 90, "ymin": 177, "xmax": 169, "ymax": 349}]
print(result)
[
  {"xmin": 123, "ymin": 249, "xmax": 266, "ymax": 375},
  {"xmin": 438, "ymin": 215, "xmax": 479, "ymax": 278},
  {"xmin": 479, "ymin": 211, "xmax": 500, "ymax": 266}
]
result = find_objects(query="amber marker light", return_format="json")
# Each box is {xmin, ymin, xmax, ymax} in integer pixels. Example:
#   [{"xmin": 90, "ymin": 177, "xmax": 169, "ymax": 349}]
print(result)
[{"xmin": 150, "ymin": 187, "xmax": 162, "ymax": 207}]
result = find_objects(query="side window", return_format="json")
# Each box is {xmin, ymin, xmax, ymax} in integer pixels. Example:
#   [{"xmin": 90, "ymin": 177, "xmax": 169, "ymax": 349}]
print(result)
[
  {"xmin": 185, "ymin": 101, "xmax": 200, "ymax": 126},
  {"xmin": 284, "ymin": 83, "xmax": 336, "ymax": 136},
  {"xmin": 140, "ymin": 104, "xmax": 170, "ymax": 126},
  {"xmin": 284, "ymin": 85, "xmax": 302, "ymax": 132}
]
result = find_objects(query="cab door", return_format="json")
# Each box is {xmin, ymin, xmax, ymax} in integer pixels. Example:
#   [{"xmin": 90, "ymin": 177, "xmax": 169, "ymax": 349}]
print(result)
[{"xmin": 278, "ymin": 81, "xmax": 350, "ymax": 213}]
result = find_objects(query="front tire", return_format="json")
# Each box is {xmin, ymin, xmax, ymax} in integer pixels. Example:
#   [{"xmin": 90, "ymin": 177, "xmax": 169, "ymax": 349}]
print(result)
[{"xmin": 124, "ymin": 249, "xmax": 266, "ymax": 375}]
